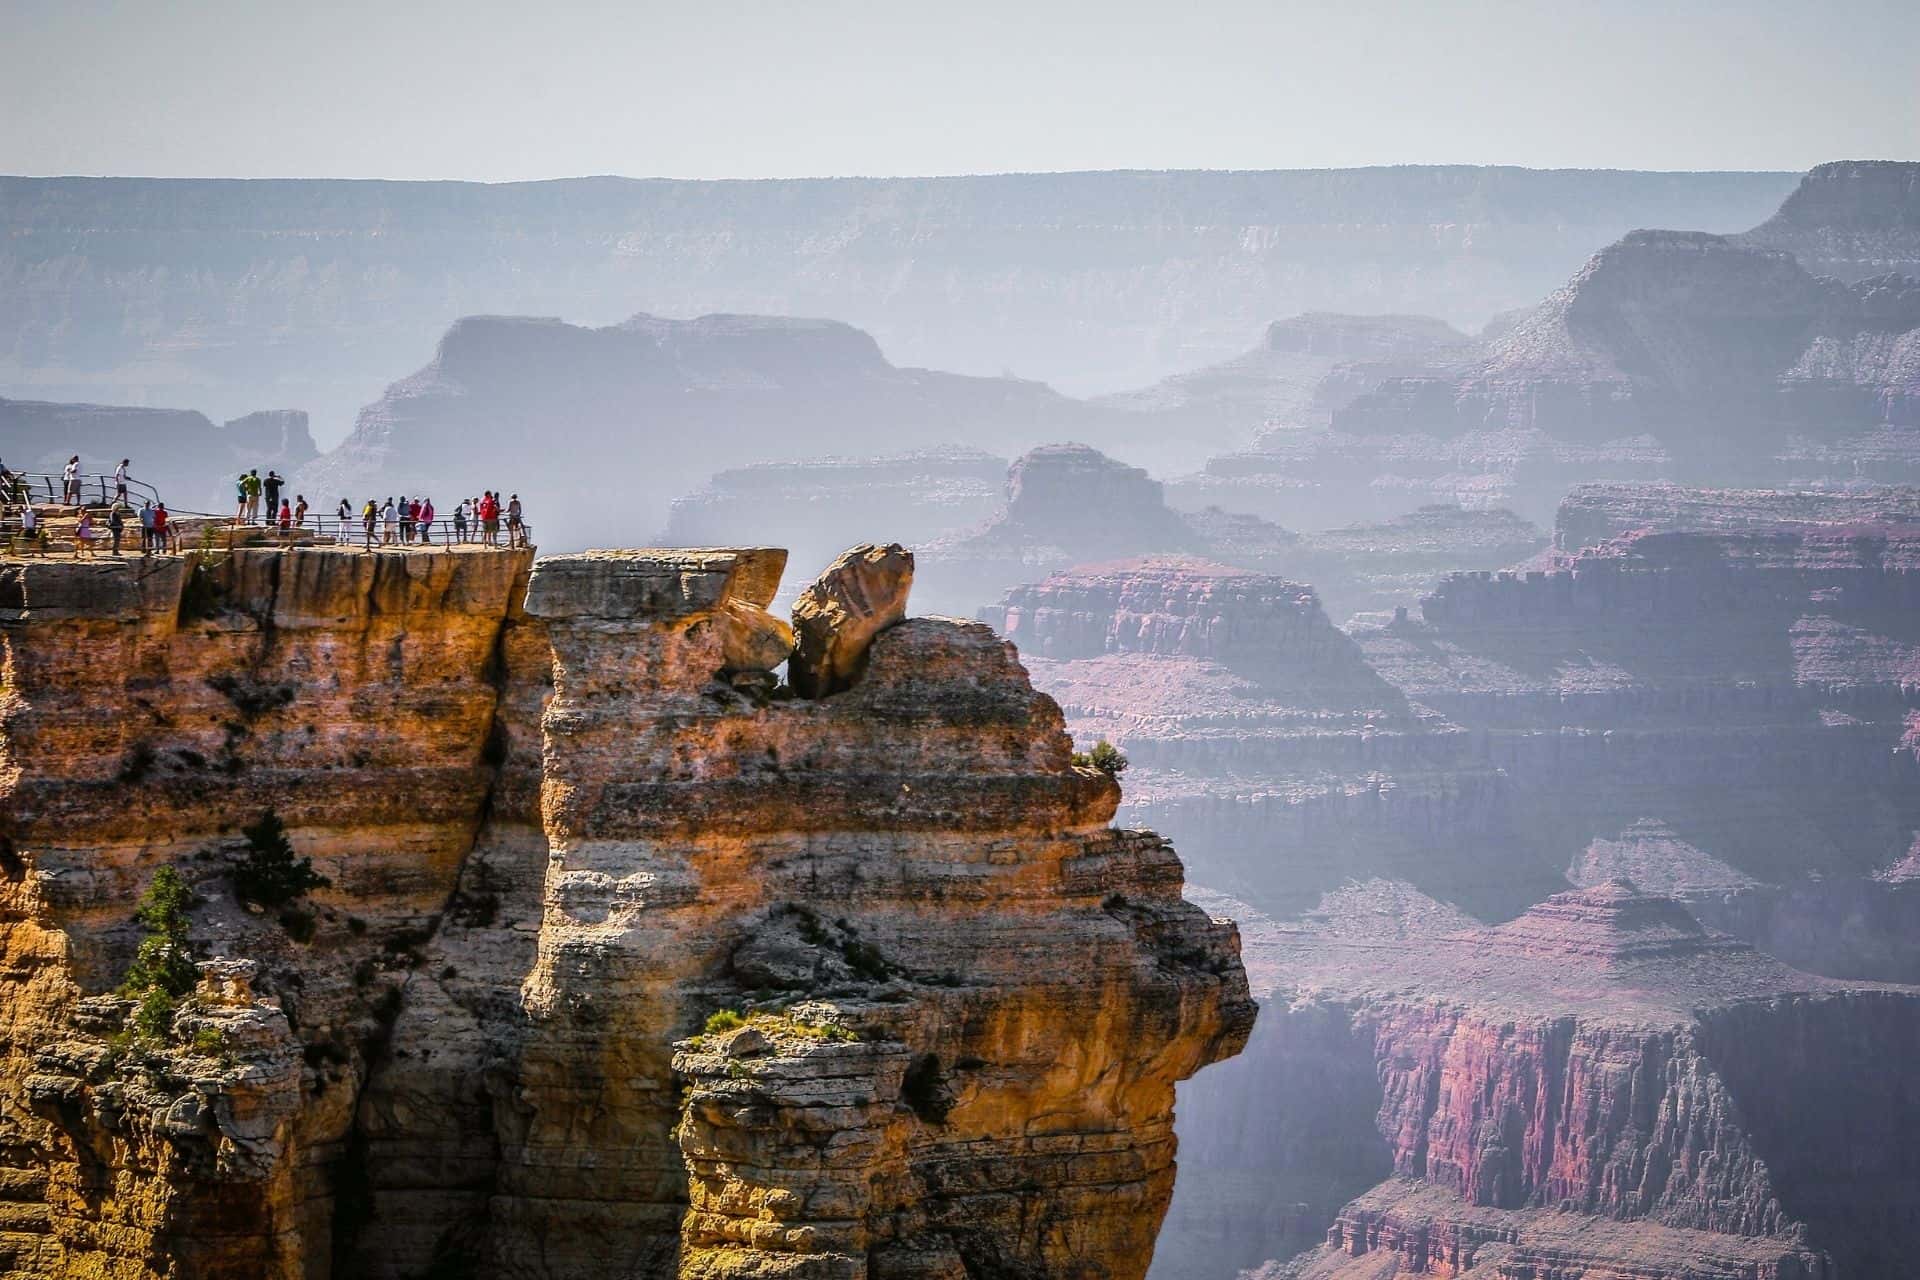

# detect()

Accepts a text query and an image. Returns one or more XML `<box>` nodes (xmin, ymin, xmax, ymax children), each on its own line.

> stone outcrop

<box><xmin>787</xmin><ymin>542</ymin><xmax>912</xmax><ymax>697</ymax></box>
<box><xmin>0</xmin><ymin>539</ymin><xmax>1250</xmax><ymax>1278</ymax></box>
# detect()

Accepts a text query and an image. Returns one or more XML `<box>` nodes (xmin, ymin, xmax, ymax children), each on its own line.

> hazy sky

<box><xmin>3</xmin><ymin>0</ymin><xmax>1915</xmax><ymax>180</ymax></box>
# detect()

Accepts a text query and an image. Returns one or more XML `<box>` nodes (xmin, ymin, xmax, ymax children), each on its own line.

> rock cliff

<box><xmin>1255</xmin><ymin>883</ymin><xmax>1920</xmax><ymax>1279</ymax></box>
<box><xmin>0</xmin><ymin>540</ymin><xmax>1250</xmax><ymax>1277</ymax></box>
<box><xmin>1740</xmin><ymin>159</ymin><xmax>1920</xmax><ymax>281</ymax></box>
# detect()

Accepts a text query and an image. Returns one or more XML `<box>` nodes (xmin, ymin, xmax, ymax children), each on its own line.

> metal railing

<box><xmin>1</xmin><ymin>469</ymin><xmax>165</xmax><ymax>511</ymax></box>
<box><xmin>212</xmin><ymin>512</ymin><xmax>533</xmax><ymax>550</ymax></box>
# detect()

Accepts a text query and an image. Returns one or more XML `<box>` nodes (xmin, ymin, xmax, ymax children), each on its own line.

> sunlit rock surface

<box><xmin>0</xmin><ymin>541</ymin><xmax>1249</xmax><ymax>1278</ymax></box>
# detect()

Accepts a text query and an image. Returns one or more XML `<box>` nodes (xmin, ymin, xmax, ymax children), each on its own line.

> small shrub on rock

<box><xmin>1070</xmin><ymin>739</ymin><xmax>1129</xmax><ymax>777</ymax></box>
<box><xmin>119</xmin><ymin>867</ymin><xmax>198</xmax><ymax>1045</ymax></box>
<box><xmin>232</xmin><ymin>812</ymin><xmax>329</xmax><ymax>909</ymax></box>
<box><xmin>704</xmin><ymin>1008</ymin><xmax>746</xmax><ymax>1035</ymax></box>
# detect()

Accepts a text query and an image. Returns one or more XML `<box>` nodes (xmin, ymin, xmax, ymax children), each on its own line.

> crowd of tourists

<box><xmin>1</xmin><ymin>455</ymin><xmax>174</xmax><ymax>556</ymax></box>
<box><xmin>1</xmin><ymin>457</ymin><xmax>529</xmax><ymax>558</ymax></box>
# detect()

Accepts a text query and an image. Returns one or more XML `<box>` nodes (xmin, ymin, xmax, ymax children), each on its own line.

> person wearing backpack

<box><xmin>361</xmin><ymin>498</ymin><xmax>378</xmax><ymax>550</ymax></box>
<box><xmin>108</xmin><ymin>504</ymin><xmax>126</xmax><ymax>556</ymax></box>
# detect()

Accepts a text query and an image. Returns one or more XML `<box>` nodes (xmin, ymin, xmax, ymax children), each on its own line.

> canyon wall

<box><xmin>0</xmin><ymin>168</ymin><xmax>1795</xmax><ymax>438</ymax></box>
<box><xmin>0</xmin><ymin>540</ymin><xmax>1251</xmax><ymax>1277</ymax></box>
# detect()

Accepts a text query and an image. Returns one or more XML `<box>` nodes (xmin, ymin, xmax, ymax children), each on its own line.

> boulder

<box><xmin>789</xmin><ymin>543</ymin><xmax>914</xmax><ymax>697</ymax></box>
<box><xmin>715</xmin><ymin>598</ymin><xmax>795</xmax><ymax>673</ymax></box>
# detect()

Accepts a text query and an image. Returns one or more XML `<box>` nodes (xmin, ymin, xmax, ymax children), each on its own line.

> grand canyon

<box><xmin>4</xmin><ymin>19</ymin><xmax>1920</xmax><ymax>1274</ymax></box>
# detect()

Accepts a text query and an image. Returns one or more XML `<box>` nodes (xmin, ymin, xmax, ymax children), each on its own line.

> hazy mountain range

<box><xmin>0</xmin><ymin>166</ymin><xmax>1795</xmax><ymax>443</ymax></box>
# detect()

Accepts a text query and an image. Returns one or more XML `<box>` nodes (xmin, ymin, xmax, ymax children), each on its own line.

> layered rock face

<box><xmin>1366</xmin><ymin>491</ymin><xmax>1920</xmax><ymax>979</ymax></box>
<box><xmin>1250</xmin><ymin>883</ymin><xmax>1920</xmax><ymax>1280</ymax></box>
<box><xmin>0</xmin><ymin>168</ymin><xmax>1795</xmax><ymax>436</ymax></box>
<box><xmin>1326</xmin><ymin>231</ymin><xmax>1920</xmax><ymax>486</ymax></box>
<box><xmin>0</xmin><ymin>398</ymin><xmax>317</xmax><ymax>513</ymax></box>
<box><xmin>1740</xmin><ymin>159</ymin><xmax>1920</xmax><ymax>281</ymax></box>
<box><xmin>0</xmin><ymin>540</ymin><xmax>1250</xmax><ymax>1278</ymax></box>
<box><xmin>1170</xmin><ymin>173</ymin><xmax>1920</xmax><ymax>531</ymax></box>
<box><xmin>980</xmin><ymin>559</ymin><xmax>1546</xmax><ymax>924</ymax></box>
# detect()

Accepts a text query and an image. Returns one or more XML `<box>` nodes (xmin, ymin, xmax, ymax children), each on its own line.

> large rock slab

<box><xmin>788</xmin><ymin>542</ymin><xmax>914</xmax><ymax>697</ymax></box>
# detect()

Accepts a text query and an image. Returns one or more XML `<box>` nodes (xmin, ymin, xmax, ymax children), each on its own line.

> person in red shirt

<box><xmin>152</xmin><ymin>503</ymin><xmax>169</xmax><ymax>553</ymax></box>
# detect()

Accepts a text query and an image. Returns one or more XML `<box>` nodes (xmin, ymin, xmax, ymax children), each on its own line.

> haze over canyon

<box><xmin>3</xmin><ymin>75</ymin><xmax>1919</xmax><ymax>1280</ymax></box>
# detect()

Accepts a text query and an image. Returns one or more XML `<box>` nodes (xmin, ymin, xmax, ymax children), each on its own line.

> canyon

<box><xmin>977</xmin><ymin>480</ymin><xmax>1920</xmax><ymax>1278</ymax></box>
<box><xmin>0</xmin><ymin>168</ymin><xmax>1794</xmax><ymax>440</ymax></box>
<box><xmin>0</xmin><ymin>538</ymin><xmax>1251</xmax><ymax>1277</ymax></box>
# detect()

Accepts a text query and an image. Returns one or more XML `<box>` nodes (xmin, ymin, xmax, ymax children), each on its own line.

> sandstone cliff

<box><xmin>0</xmin><ymin>539</ymin><xmax>1250</xmax><ymax>1278</ymax></box>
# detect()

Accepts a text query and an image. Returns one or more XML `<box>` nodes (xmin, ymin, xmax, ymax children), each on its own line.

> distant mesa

<box><xmin>1739</xmin><ymin>158</ymin><xmax>1920</xmax><ymax>280</ymax></box>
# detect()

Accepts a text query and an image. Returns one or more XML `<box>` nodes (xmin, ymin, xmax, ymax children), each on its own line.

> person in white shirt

<box><xmin>61</xmin><ymin>456</ymin><xmax>80</xmax><ymax>505</ymax></box>
<box><xmin>114</xmin><ymin>459</ymin><xmax>129</xmax><ymax>503</ymax></box>
<box><xmin>381</xmin><ymin>498</ymin><xmax>398</xmax><ymax>546</ymax></box>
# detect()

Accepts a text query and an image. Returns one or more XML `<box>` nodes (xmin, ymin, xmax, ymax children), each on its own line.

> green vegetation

<box><xmin>703</xmin><ymin>1008</ymin><xmax>746</xmax><ymax>1035</ymax></box>
<box><xmin>1070</xmin><ymin>738</ymin><xmax>1129</xmax><ymax>777</ymax></box>
<box><xmin>232</xmin><ymin>812</ymin><xmax>329</xmax><ymax>909</ymax></box>
<box><xmin>118</xmin><ymin>867</ymin><xmax>197</xmax><ymax>1045</ymax></box>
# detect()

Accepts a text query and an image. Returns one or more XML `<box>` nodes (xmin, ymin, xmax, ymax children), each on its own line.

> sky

<box><xmin>2</xmin><ymin>0</ymin><xmax>1916</xmax><ymax>181</ymax></box>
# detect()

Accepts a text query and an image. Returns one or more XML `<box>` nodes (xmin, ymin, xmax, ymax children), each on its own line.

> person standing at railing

<box><xmin>336</xmin><ymin>497</ymin><xmax>352</xmax><ymax>525</ymax></box>
<box><xmin>107</xmin><ymin>504</ymin><xmax>126</xmax><ymax>556</ymax></box>
<box><xmin>479</xmin><ymin>491</ymin><xmax>500</xmax><ymax>545</ymax></box>
<box><xmin>453</xmin><ymin>499</ymin><xmax>469</xmax><ymax>543</ymax></box>
<box><xmin>114</xmin><ymin>459</ymin><xmax>130</xmax><ymax>504</ymax></box>
<box><xmin>293</xmin><ymin>495</ymin><xmax>308</xmax><ymax>531</ymax></box>
<box><xmin>152</xmin><ymin>503</ymin><xmax>169</xmax><ymax>553</ymax></box>
<box><xmin>361</xmin><ymin>498</ymin><xmax>377</xmax><ymax>549</ymax></box>
<box><xmin>139</xmin><ymin>501</ymin><xmax>156</xmax><ymax>555</ymax></box>
<box><xmin>381</xmin><ymin>497</ymin><xmax>398</xmax><ymax>546</ymax></box>
<box><xmin>62</xmin><ymin>456</ymin><xmax>80</xmax><ymax>506</ymax></box>
<box><xmin>234</xmin><ymin>473</ymin><xmax>250</xmax><ymax>525</ymax></box>
<box><xmin>507</xmin><ymin>494</ymin><xmax>524</xmax><ymax>548</ymax></box>
<box><xmin>418</xmin><ymin>496</ymin><xmax>436</xmax><ymax>545</ymax></box>
<box><xmin>263</xmin><ymin>470</ymin><xmax>283</xmax><ymax>522</ymax></box>
<box><xmin>244</xmin><ymin>470</ymin><xmax>262</xmax><ymax>524</ymax></box>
